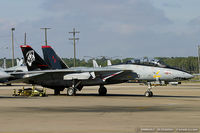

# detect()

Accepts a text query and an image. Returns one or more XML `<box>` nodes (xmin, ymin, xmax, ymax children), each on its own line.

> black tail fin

<box><xmin>20</xmin><ymin>45</ymin><xmax>50</xmax><ymax>71</ymax></box>
<box><xmin>42</xmin><ymin>45</ymin><xmax>69</xmax><ymax>69</ymax></box>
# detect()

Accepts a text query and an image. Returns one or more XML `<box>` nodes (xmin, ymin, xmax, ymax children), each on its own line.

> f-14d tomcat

<box><xmin>41</xmin><ymin>45</ymin><xmax>193</xmax><ymax>97</ymax></box>
<box><xmin>8</xmin><ymin>45</ymin><xmax>193</xmax><ymax>97</ymax></box>
<box><xmin>8</xmin><ymin>45</ymin><xmax>137</xmax><ymax>96</ymax></box>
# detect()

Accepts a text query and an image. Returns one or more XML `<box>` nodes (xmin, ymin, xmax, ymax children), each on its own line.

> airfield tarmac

<box><xmin>0</xmin><ymin>83</ymin><xmax>200</xmax><ymax>133</ymax></box>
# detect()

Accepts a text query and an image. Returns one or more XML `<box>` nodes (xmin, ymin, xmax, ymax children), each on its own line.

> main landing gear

<box><xmin>67</xmin><ymin>80</ymin><xmax>81</xmax><ymax>96</ymax></box>
<box><xmin>98</xmin><ymin>85</ymin><xmax>107</xmax><ymax>96</ymax></box>
<box><xmin>144</xmin><ymin>82</ymin><xmax>153</xmax><ymax>97</ymax></box>
<box><xmin>67</xmin><ymin>87</ymin><xmax>77</xmax><ymax>96</ymax></box>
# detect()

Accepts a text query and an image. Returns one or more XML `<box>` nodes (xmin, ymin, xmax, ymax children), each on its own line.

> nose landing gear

<box><xmin>144</xmin><ymin>82</ymin><xmax>153</xmax><ymax>97</ymax></box>
<box><xmin>144</xmin><ymin>91</ymin><xmax>153</xmax><ymax>97</ymax></box>
<box><xmin>67</xmin><ymin>87</ymin><xmax>77</xmax><ymax>96</ymax></box>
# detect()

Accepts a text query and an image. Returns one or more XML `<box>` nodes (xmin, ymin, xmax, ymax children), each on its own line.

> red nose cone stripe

<box><xmin>42</xmin><ymin>45</ymin><xmax>52</xmax><ymax>48</ymax></box>
<box><xmin>20</xmin><ymin>45</ymin><xmax>32</xmax><ymax>48</ymax></box>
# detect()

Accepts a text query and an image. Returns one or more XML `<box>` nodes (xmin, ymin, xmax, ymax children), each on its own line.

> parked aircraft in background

<box><xmin>1</xmin><ymin>58</ymin><xmax>27</xmax><ymax>73</ymax></box>
<box><xmin>4</xmin><ymin>60</ymin><xmax>27</xmax><ymax>73</ymax></box>
<box><xmin>0</xmin><ymin>58</ymin><xmax>27</xmax><ymax>85</ymax></box>
<box><xmin>0</xmin><ymin>69</ymin><xmax>11</xmax><ymax>83</ymax></box>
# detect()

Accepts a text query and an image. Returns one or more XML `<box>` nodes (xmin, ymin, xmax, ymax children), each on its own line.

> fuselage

<box><xmin>110</xmin><ymin>64</ymin><xmax>193</xmax><ymax>82</ymax></box>
<box><xmin>24</xmin><ymin>63</ymin><xmax>193</xmax><ymax>90</ymax></box>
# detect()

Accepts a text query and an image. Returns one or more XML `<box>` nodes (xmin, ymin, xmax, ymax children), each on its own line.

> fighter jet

<box><xmin>8</xmin><ymin>45</ymin><xmax>137</xmax><ymax>96</ymax></box>
<box><xmin>41</xmin><ymin>45</ymin><xmax>193</xmax><ymax>97</ymax></box>
<box><xmin>1</xmin><ymin>58</ymin><xmax>27</xmax><ymax>73</ymax></box>
<box><xmin>0</xmin><ymin>58</ymin><xmax>28</xmax><ymax>85</ymax></box>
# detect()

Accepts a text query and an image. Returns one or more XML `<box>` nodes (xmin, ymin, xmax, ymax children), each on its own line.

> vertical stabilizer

<box><xmin>92</xmin><ymin>60</ymin><xmax>99</xmax><ymax>68</ymax></box>
<box><xmin>42</xmin><ymin>45</ymin><xmax>69</xmax><ymax>69</ymax></box>
<box><xmin>20</xmin><ymin>45</ymin><xmax>50</xmax><ymax>71</ymax></box>
<box><xmin>16</xmin><ymin>58</ymin><xmax>24</xmax><ymax>66</ymax></box>
<box><xmin>107</xmin><ymin>60</ymin><xmax>112</xmax><ymax>66</ymax></box>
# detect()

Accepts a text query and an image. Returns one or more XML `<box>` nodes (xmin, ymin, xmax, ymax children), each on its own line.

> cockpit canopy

<box><xmin>125</xmin><ymin>58</ymin><xmax>189</xmax><ymax>73</ymax></box>
<box><xmin>126</xmin><ymin>58</ymin><xmax>168</xmax><ymax>68</ymax></box>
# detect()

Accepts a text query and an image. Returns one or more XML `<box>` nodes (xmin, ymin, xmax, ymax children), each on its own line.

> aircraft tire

<box><xmin>145</xmin><ymin>91</ymin><xmax>153</xmax><ymax>97</ymax></box>
<box><xmin>67</xmin><ymin>87</ymin><xmax>76</xmax><ymax>96</ymax></box>
<box><xmin>98</xmin><ymin>87</ymin><xmax>107</xmax><ymax>96</ymax></box>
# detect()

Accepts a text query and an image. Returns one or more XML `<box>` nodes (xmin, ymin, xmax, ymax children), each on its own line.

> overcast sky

<box><xmin>0</xmin><ymin>0</ymin><xmax>200</xmax><ymax>59</ymax></box>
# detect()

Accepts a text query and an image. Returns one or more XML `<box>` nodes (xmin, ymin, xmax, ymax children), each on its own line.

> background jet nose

<box><xmin>185</xmin><ymin>73</ymin><xmax>194</xmax><ymax>79</ymax></box>
<box><xmin>0</xmin><ymin>71</ymin><xmax>11</xmax><ymax>79</ymax></box>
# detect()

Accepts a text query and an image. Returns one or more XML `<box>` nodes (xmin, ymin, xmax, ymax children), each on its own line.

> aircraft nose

<box><xmin>0</xmin><ymin>71</ymin><xmax>11</xmax><ymax>79</ymax></box>
<box><xmin>184</xmin><ymin>72</ymin><xmax>194</xmax><ymax>79</ymax></box>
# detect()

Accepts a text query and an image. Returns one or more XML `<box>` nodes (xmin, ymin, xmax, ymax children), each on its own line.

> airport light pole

<box><xmin>69</xmin><ymin>28</ymin><xmax>80</xmax><ymax>67</ymax></box>
<box><xmin>41</xmin><ymin>28</ymin><xmax>51</xmax><ymax>46</ymax></box>
<box><xmin>11</xmin><ymin>28</ymin><xmax>15</xmax><ymax>67</ymax></box>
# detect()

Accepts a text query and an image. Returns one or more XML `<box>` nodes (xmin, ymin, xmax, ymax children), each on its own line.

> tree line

<box><xmin>0</xmin><ymin>56</ymin><xmax>198</xmax><ymax>74</ymax></box>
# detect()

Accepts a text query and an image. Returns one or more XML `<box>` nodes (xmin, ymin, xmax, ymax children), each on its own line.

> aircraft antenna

<box><xmin>69</xmin><ymin>28</ymin><xmax>80</xmax><ymax>67</ymax></box>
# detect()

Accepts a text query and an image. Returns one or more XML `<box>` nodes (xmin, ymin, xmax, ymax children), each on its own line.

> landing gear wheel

<box><xmin>67</xmin><ymin>87</ymin><xmax>76</xmax><ymax>96</ymax></box>
<box><xmin>98</xmin><ymin>87</ymin><xmax>107</xmax><ymax>96</ymax></box>
<box><xmin>145</xmin><ymin>91</ymin><xmax>153</xmax><ymax>97</ymax></box>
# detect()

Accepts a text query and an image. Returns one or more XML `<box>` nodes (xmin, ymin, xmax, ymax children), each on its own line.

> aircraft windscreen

<box><xmin>126</xmin><ymin>58</ymin><xmax>168</xmax><ymax>68</ymax></box>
